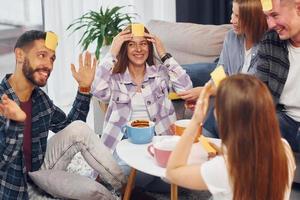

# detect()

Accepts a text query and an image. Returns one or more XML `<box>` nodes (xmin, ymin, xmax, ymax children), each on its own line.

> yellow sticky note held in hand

<box><xmin>261</xmin><ymin>0</ymin><xmax>272</xmax><ymax>11</ymax></box>
<box><xmin>210</xmin><ymin>65</ymin><xmax>227</xmax><ymax>88</ymax></box>
<box><xmin>45</xmin><ymin>32</ymin><xmax>58</xmax><ymax>51</ymax></box>
<box><xmin>199</xmin><ymin>135</ymin><xmax>217</xmax><ymax>154</ymax></box>
<box><xmin>132</xmin><ymin>23</ymin><xmax>144</xmax><ymax>37</ymax></box>
<box><xmin>168</xmin><ymin>92</ymin><xmax>181</xmax><ymax>100</ymax></box>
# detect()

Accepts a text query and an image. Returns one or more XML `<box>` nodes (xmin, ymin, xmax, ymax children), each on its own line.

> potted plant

<box><xmin>67</xmin><ymin>6</ymin><xmax>135</xmax><ymax>59</ymax></box>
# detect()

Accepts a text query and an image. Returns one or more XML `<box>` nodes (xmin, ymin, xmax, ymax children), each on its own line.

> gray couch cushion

<box><xmin>147</xmin><ymin>20</ymin><xmax>231</xmax><ymax>64</ymax></box>
<box><xmin>29</xmin><ymin>170</ymin><xmax>114</xmax><ymax>200</ymax></box>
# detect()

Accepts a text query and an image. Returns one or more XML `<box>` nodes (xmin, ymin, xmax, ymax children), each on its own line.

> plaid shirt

<box><xmin>0</xmin><ymin>74</ymin><xmax>91</xmax><ymax>199</ymax></box>
<box><xmin>92</xmin><ymin>53</ymin><xmax>193</xmax><ymax>152</ymax></box>
<box><xmin>256</xmin><ymin>30</ymin><xmax>290</xmax><ymax>105</ymax></box>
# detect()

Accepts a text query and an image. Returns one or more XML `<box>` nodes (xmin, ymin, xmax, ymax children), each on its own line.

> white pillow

<box><xmin>29</xmin><ymin>170</ymin><xmax>114</xmax><ymax>200</ymax></box>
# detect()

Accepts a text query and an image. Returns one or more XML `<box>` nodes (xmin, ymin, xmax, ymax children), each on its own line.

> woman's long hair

<box><xmin>215</xmin><ymin>74</ymin><xmax>290</xmax><ymax>200</ymax></box>
<box><xmin>234</xmin><ymin>0</ymin><xmax>268</xmax><ymax>44</ymax></box>
<box><xmin>112</xmin><ymin>25</ymin><xmax>155</xmax><ymax>74</ymax></box>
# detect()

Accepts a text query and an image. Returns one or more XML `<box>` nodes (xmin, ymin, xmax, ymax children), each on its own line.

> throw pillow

<box><xmin>29</xmin><ymin>170</ymin><xmax>114</xmax><ymax>200</ymax></box>
<box><xmin>182</xmin><ymin>62</ymin><xmax>217</xmax><ymax>87</ymax></box>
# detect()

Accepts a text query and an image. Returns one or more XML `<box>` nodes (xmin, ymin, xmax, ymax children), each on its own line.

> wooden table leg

<box><xmin>171</xmin><ymin>183</ymin><xmax>178</xmax><ymax>200</ymax></box>
<box><xmin>123</xmin><ymin>168</ymin><xmax>137</xmax><ymax>200</ymax></box>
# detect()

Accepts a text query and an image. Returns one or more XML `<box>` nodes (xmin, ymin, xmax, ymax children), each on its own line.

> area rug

<box><xmin>29</xmin><ymin>153</ymin><xmax>211</xmax><ymax>200</ymax></box>
<box><xmin>147</xmin><ymin>189</ymin><xmax>211</xmax><ymax>200</ymax></box>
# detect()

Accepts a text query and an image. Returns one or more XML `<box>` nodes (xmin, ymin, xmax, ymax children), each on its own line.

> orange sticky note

<box><xmin>199</xmin><ymin>135</ymin><xmax>217</xmax><ymax>154</ymax></box>
<box><xmin>168</xmin><ymin>92</ymin><xmax>181</xmax><ymax>100</ymax></box>
<box><xmin>45</xmin><ymin>32</ymin><xmax>58</xmax><ymax>51</ymax></box>
<box><xmin>132</xmin><ymin>23</ymin><xmax>144</xmax><ymax>37</ymax></box>
<box><xmin>210</xmin><ymin>65</ymin><xmax>226</xmax><ymax>87</ymax></box>
<box><xmin>261</xmin><ymin>0</ymin><xmax>272</xmax><ymax>11</ymax></box>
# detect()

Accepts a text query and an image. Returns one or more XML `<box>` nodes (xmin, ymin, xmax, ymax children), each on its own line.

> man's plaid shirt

<box><xmin>0</xmin><ymin>74</ymin><xmax>91</xmax><ymax>199</ymax></box>
<box><xmin>256</xmin><ymin>30</ymin><xmax>290</xmax><ymax>105</ymax></box>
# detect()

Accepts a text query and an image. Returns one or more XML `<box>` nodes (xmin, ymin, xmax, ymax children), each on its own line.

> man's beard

<box><xmin>22</xmin><ymin>58</ymin><xmax>51</xmax><ymax>87</ymax></box>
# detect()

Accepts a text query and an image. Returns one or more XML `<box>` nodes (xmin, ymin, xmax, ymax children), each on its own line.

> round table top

<box><xmin>116</xmin><ymin>136</ymin><xmax>221</xmax><ymax>178</ymax></box>
<box><xmin>116</xmin><ymin>138</ymin><xmax>166</xmax><ymax>177</ymax></box>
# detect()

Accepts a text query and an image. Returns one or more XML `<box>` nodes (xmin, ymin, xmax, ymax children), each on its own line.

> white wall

<box><xmin>0</xmin><ymin>0</ymin><xmax>42</xmax><ymax>26</ymax></box>
<box><xmin>131</xmin><ymin>0</ymin><xmax>176</xmax><ymax>23</ymax></box>
<box><xmin>44</xmin><ymin>0</ymin><xmax>176</xmax><ymax>107</ymax></box>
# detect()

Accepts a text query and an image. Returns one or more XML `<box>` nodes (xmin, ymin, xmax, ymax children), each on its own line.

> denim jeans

<box><xmin>202</xmin><ymin>97</ymin><xmax>219</xmax><ymax>138</ymax></box>
<box><xmin>277</xmin><ymin>111</ymin><xmax>300</xmax><ymax>152</ymax></box>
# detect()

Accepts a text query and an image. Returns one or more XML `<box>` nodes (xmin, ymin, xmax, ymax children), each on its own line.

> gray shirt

<box><xmin>218</xmin><ymin>30</ymin><xmax>259</xmax><ymax>75</ymax></box>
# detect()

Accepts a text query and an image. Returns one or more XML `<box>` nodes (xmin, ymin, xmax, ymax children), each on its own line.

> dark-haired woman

<box><xmin>92</xmin><ymin>25</ymin><xmax>192</xmax><ymax>153</ymax></box>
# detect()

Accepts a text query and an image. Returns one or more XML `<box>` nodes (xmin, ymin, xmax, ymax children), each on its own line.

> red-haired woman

<box><xmin>167</xmin><ymin>74</ymin><xmax>295</xmax><ymax>200</ymax></box>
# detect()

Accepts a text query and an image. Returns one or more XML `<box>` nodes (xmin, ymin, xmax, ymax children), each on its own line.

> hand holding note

<box><xmin>210</xmin><ymin>65</ymin><xmax>227</xmax><ymax>88</ymax></box>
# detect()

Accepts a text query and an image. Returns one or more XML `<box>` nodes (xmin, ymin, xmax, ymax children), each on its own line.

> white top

<box><xmin>200</xmin><ymin>140</ymin><xmax>295</xmax><ymax>200</ymax></box>
<box><xmin>241</xmin><ymin>44</ymin><xmax>252</xmax><ymax>73</ymax></box>
<box><xmin>279</xmin><ymin>42</ymin><xmax>300</xmax><ymax>121</ymax></box>
<box><xmin>130</xmin><ymin>92</ymin><xmax>150</xmax><ymax>120</ymax></box>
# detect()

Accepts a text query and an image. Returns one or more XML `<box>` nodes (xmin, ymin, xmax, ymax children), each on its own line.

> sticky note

<box><xmin>132</xmin><ymin>24</ymin><xmax>144</xmax><ymax>37</ymax></box>
<box><xmin>168</xmin><ymin>92</ymin><xmax>181</xmax><ymax>100</ymax></box>
<box><xmin>45</xmin><ymin>32</ymin><xmax>58</xmax><ymax>51</ymax></box>
<box><xmin>210</xmin><ymin>65</ymin><xmax>226</xmax><ymax>88</ymax></box>
<box><xmin>261</xmin><ymin>0</ymin><xmax>272</xmax><ymax>11</ymax></box>
<box><xmin>199</xmin><ymin>135</ymin><xmax>217</xmax><ymax>154</ymax></box>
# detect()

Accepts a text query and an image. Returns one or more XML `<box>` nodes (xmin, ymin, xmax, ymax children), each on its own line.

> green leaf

<box><xmin>67</xmin><ymin>5</ymin><xmax>136</xmax><ymax>55</ymax></box>
<box><xmin>95</xmin><ymin>36</ymin><xmax>104</xmax><ymax>59</ymax></box>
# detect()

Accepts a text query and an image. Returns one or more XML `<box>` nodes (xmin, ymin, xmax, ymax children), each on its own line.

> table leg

<box><xmin>171</xmin><ymin>183</ymin><xmax>178</xmax><ymax>200</ymax></box>
<box><xmin>123</xmin><ymin>168</ymin><xmax>137</xmax><ymax>200</ymax></box>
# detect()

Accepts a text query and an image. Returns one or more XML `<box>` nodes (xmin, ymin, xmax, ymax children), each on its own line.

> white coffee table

<box><xmin>116</xmin><ymin>137</ymin><xmax>221</xmax><ymax>200</ymax></box>
<box><xmin>116</xmin><ymin>138</ymin><xmax>177</xmax><ymax>200</ymax></box>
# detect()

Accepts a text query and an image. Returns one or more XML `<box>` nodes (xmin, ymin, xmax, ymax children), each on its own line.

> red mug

<box><xmin>147</xmin><ymin>136</ymin><xmax>180</xmax><ymax>168</ymax></box>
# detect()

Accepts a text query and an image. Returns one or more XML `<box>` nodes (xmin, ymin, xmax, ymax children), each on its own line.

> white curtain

<box><xmin>44</xmin><ymin>0</ymin><xmax>175</xmax><ymax>107</ymax></box>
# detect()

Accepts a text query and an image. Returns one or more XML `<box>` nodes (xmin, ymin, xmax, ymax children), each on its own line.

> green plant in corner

<box><xmin>67</xmin><ymin>5</ymin><xmax>135</xmax><ymax>59</ymax></box>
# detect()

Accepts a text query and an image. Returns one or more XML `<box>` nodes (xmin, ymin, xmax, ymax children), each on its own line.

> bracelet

<box><xmin>79</xmin><ymin>86</ymin><xmax>91</xmax><ymax>94</ymax></box>
<box><xmin>160</xmin><ymin>53</ymin><xmax>172</xmax><ymax>63</ymax></box>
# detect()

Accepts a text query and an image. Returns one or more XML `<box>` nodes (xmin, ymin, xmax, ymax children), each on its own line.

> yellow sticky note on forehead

<box><xmin>210</xmin><ymin>65</ymin><xmax>227</xmax><ymax>88</ymax></box>
<box><xmin>261</xmin><ymin>0</ymin><xmax>272</xmax><ymax>11</ymax></box>
<box><xmin>132</xmin><ymin>24</ymin><xmax>144</xmax><ymax>37</ymax></box>
<box><xmin>45</xmin><ymin>32</ymin><xmax>58</xmax><ymax>51</ymax></box>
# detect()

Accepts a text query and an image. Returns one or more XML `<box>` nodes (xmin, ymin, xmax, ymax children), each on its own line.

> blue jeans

<box><xmin>277</xmin><ymin>111</ymin><xmax>300</xmax><ymax>152</ymax></box>
<box><xmin>203</xmin><ymin>97</ymin><xmax>219</xmax><ymax>138</ymax></box>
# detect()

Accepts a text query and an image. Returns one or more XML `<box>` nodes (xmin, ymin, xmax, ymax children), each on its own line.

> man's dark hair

<box><xmin>14</xmin><ymin>30</ymin><xmax>46</xmax><ymax>50</ymax></box>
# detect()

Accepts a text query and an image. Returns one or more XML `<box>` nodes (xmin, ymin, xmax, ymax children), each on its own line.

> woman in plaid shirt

<box><xmin>92</xmin><ymin>25</ymin><xmax>192</xmax><ymax>153</ymax></box>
